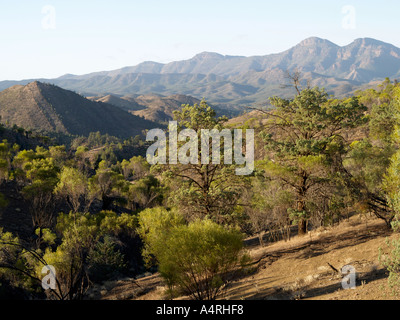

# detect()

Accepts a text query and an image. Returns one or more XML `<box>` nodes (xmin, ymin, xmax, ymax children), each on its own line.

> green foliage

<box><xmin>173</xmin><ymin>99</ymin><xmax>228</xmax><ymax>131</ymax></box>
<box><xmin>0</xmin><ymin>229</ymin><xmax>40</xmax><ymax>296</ymax></box>
<box><xmin>379</xmin><ymin>87</ymin><xmax>400</xmax><ymax>227</ymax></box>
<box><xmin>347</xmin><ymin>140</ymin><xmax>394</xmax><ymax>194</ymax></box>
<box><xmin>18</xmin><ymin>151</ymin><xmax>61</xmax><ymax>229</ymax></box>
<box><xmin>0</xmin><ymin>140</ymin><xmax>12</xmax><ymax>183</ymax></box>
<box><xmin>384</xmin><ymin>149</ymin><xmax>400</xmax><ymax>230</ymax></box>
<box><xmin>97</xmin><ymin>210</ymin><xmax>138</xmax><ymax>237</ymax></box>
<box><xmin>86</xmin><ymin>132</ymin><xmax>120</xmax><ymax>149</ymax></box>
<box><xmin>119</xmin><ymin>156</ymin><xmax>150</xmax><ymax>180</ymax></box>
<box><xmin>346</xmin><ymin>82</ymin><xmax>400</xmax><ymax>194</ymax></box>
<box><xmin>138</xmin><ymin>207</ymin><xmax>185</xmax><ymax>266</ymax></box>
<box><xmin>287</xmin><ymin>209</ymin><xmax>310</xmax><ymax>226</ymax></box>
<box><xmin>379</xmin><ymin>237</ymin><xmax>400</xmax><ymax>296</ymax></box>
<box><xmin>138</xmin><ymin>212</ymin><xmax>248</xmax><ymax>300</ymax></box>
<box><xmin>262</xmin><ymin>87</ymin><xmax>367</xmax><ymax>233</ymax></box>
<box><xmin>126</xmin><ymin>175</ymin><xmax>163</xmax><ymax>210</ymax></box>
<box><xmin>35</xmin><ymin>228</ymin><xmax>56</xmax><ymax>246</ymax></box>
<box><xmin>75</xmin><ymin>145</ymin><xmax>88</xmax><ymax>157</ymax></box>
<box><xmin>89</xmin><ymin>160</ymin><xmax>128</xmax><ymax>209</ymax></box>
<box><xmin>87</xmin><ymin>235</ymin><xmax>127</xmax><ymax>282</ymax></box>
<box><xmin>48</xmin><ymin>145</ymin><xmax>67</xmax><ymax>167</ymax></box>
<box><xmin>246</xmin><ymin>174</ymin><xmax>295</xmax><ymax>238</ymax></box>
<box><xmin>54</xmin><ymin>166</ymin><xmax>93</xmax><ymax>213</ymax></box>
<box><xmin>38</xmin><ymin>210</ymin><xmax>136</xmax><ymax>299</ymax></box>
<box><xmin>163</xmin><ymin>100</ymin><xmax>248</xmax><ymax>223</ymax></box>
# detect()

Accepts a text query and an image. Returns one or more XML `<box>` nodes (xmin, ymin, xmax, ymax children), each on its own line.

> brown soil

<box><xmin>102</xmin><ymin>214</ymin><xmax>400</xmax><ymax>300</ymax></box>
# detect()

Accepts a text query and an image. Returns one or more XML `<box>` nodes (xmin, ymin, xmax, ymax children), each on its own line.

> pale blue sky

<box><xmin>1</xmin><ymin>0</ymin><xmax>399</xmax><ymax>80</ymax></box>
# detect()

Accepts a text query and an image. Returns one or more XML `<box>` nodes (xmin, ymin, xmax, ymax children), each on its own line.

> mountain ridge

<box><xmin>56</xmin><ymin>37</ymin><xmax>398</xmax><ymax>79</ymax></box>
<box><xmin>1</xmin><ymin>37</ymin><xmax>399</xmax><ymax>108</ymax></box>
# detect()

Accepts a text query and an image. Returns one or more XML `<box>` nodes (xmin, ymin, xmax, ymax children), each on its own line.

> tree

<box><xmin>379</xmin><ymin>237</ymin><xmax>400</xmax><ymax>296</ymax></box>
<box><xmin>0</xmin><ymin>140</ymin><xmax>12</xmax><ymax>184</ymax></box>
<box><xmin>54</xmin><ymin>167</ymin><xmax>94</xmax><ymax>213</ymax></box>
<box><xmin>259</xmin><ymin>86</ymin><xmax>367</xmax><ymax>234</ymax></box>
<box><xmin>346</xmin><ymin>80</ymin><xmax>400</xmax><ymax>227</ymax></box>
<box><xmin>0</xmin><ymin>228</ymin><xmax>53</xmax><ymax>299</ymax></box>
<box><xmin>383</xmin><ymin>149</ymin><xmax>400</xmax><ymax>230</ymax></box>
<box><xmin>245</xmin><ymin>173</ymin><xmax>294</xmax><ymax>245</ymax></box>
<box><xmin>49</xmin><ymin>145</ymin><xmax>68</xmax><ymax>168</ymax></box>
<box><xmin>13</xmin><ymin>146</ymin><xmax>51</xmax><ymax>183</ymax></box>
<box><xmin>137</xmin><ymin>207</ymin><xmax>185</xmax><ymax>267</ymax></box>
<box><xmin>126</xmin><ymin>175</ymin><xmax>163</xmax><ymax>210</ymax></box>
<box><xmin>89</xmin><ymin>160</ymin><xmax>127</xmax><ymax>210</ymax></box>
<box><xmin>86</xmin><ymin>235</ymin><xmax>126</xmax><ymax>282</ymax></box>
<box><xmin>138</xmin><ymin>208</ymin><xmax>248</xmax><ymax>300</ymax></box>
<box><xmin>38</xmin><ymin>210</ymin><xmax>137</xmax><ymax>300</ymax></box>
<box><xmin>21</xmin><ymin>157</ymin><xmax>60</xmax><ymax>231</ymax></box>
<box><xmin>158</xmin><ymin>100</ymin><xmax>248</xmax><ymax>224</ymax></box>
<box><xmin>381</xmin><ymin>87</ymin><xmax>400</xmax><ymax>228</ymax></box>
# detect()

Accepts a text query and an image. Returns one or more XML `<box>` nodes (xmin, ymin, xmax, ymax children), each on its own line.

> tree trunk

<box><xmin>297</xmin><ymin>173</ymin><xmax>308</xmax><ymax>236</ymax></box>
<box><xmin>297</xmin><ymin>195</ymin><xmax>307</xmax><ymax>236</ymax></box>
<box><xmin>298</xmin><ymin>219</ymin><xmax>307</xmax><ymax>235</ymax></box>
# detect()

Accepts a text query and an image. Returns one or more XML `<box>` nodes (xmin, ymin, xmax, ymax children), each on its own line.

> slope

<box><xmin>96</xmin><ymin>215</ymin><xmax>395</xmax><ymax>300</ymax></box>
<box><xmin>0</xmin><ymin>81</ymin><xmax>159</xmax><ymax>138</ymax></box>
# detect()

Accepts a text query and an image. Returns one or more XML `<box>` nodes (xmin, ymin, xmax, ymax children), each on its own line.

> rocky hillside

<box><xmin>0</xmin><ymin>81</ymin><xmax>159</xmax><ymax>138</ymax></box>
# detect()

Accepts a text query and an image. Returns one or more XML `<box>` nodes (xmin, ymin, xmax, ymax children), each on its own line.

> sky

<box><xmin>1</xmin><ymin>0</ymin><xmax>400</xmax><ymax>81</ymax></box>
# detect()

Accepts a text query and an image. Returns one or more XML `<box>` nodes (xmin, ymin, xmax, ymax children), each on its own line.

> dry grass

<box><xmin>101</xmin><ymin>214</ymin><xmax>399</xmax><ymax>301</ymax></box>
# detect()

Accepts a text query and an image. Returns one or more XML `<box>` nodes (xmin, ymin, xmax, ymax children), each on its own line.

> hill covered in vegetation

<box><xmin>1</xmin><ymin>78</ymin><xmax>400</xmax><ymax>301</ymax></box>
<box><xmin>0</xmin><ymin>81</ymin><xmax>159</xmax><ymax>139</ymax></box>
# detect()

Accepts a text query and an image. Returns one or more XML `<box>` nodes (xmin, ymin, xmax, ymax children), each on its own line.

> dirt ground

<box><xmin>101</xmin><ymin>214</ymin><xmax>400</xmax><ymax>300</ymax></box>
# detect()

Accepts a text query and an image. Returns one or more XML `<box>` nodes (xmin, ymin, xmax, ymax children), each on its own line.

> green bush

<box><xmin>138</xmin><ymin>208</ymin><xmax>249</xmax><ymax>300</ymax></box>
<box><xmin>138</xmin><ymin>207</ymin><xmax>186</xmax><ymax>267</ymax></box>
<box><xmin>379</xmin><ymin>237</ymin><xmax>400</xmax><ymax>296</ymax></box>
<box><xmin>87</xmin><ymin>236</ymin><xmax>127</xmax><ymax>282</ymax></box>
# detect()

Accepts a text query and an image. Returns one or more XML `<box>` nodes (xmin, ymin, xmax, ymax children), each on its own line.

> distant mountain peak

<box><xmin>297</xmin><ymin>37</ymin><xmax>338</xmax><ymax>47</ymax></box>
<box><xmin>193</xmin><ymin>52</ymin><xmax>224</xmax><ymax>60</ymax></box>
<box><xmin>351</xmin><ymin>37</ymin><xmax>393</xmax><ymax>47</ymax></box>
<box><xmin>57</xmin><ymin>73</ymin><xmax>77</xmax><ymax>79</ymax></box>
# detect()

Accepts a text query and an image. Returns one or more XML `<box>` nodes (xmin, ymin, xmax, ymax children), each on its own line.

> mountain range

<box><xmin>1</xmin><ymin>37</ymin><xmax>399</xmax><ymax>110</ymax></box>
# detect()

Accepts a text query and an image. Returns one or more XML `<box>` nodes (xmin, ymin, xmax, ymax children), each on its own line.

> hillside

<box><xmin>88</xmin><ymin>93</ymin><xmax>240</xmax><ymax>123</ymax></box>
<box><xmin>88</xmin><ymin>94</ymin><xmax>145</xmax><ymax>112</ymax></box>
<box><xmin>96</xmin><ymin>215</ymin><xmax>397</xmax><ymax>301</ymax></box>
<box><xmin>89</xmin><ymin>93</ymin><xmax>201</xmax><ymax>123</ymax></box>
<box><xmin>0</xmin><ymin>81</ymin><xmax>159</xmax><ymax>138</ymax></box>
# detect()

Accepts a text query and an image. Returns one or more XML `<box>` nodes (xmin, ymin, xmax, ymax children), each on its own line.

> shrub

<box><xmin>379</xmin><ymin>237</ymin><xmax>400</xmax><ymax>296</ymax></box>
<box><xmin>87</xmin><ymin>235</ymin><xmax>127</xmax><ymax>282</ymax></box>
<box><xmin>138</xmin><ymin>208</ymin><xmax>248</xmax><ymax>300</ymax></box>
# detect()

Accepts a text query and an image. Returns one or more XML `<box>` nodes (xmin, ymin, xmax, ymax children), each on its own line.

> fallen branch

<box><xmin>327</xmin><ymin>262</ymin><xmax>339</xmax><ymax>273</ymax></box>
